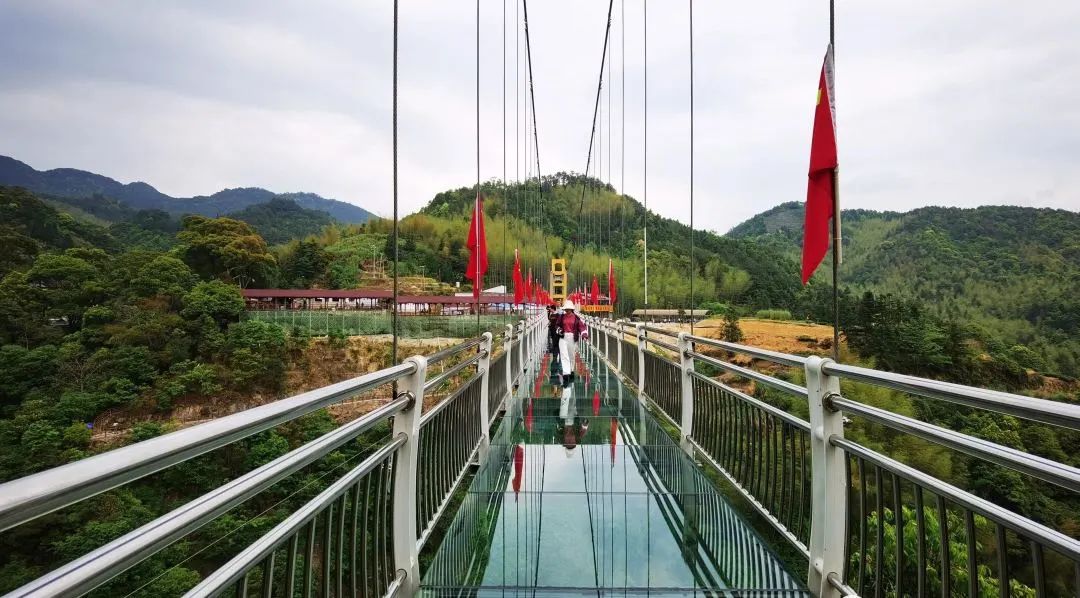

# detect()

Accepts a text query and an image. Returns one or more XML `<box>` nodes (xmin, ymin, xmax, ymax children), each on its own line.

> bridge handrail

<box><xmin>586</xmin><ymin>315</ymin><xmax>1080</xmax><ymax>597</ymax></box>
<box><xmin>824</xmin><ymin>360</ymin><xmax>1080</xmax><ymax>430</ymax></box>
<box><xmin>6</xmin><ymin>396</ymin><xmax>412</xmax><ymax>598</ymax></box>
<box><xmin>686</xmin><ymin>333</ymin><xmax>808</xmax><ymax>367</ymax></box>
<box><xmin>833</xmin><ymin>436</ymin><xmax>1080</xmax><ymax>562</ymax></box>
<box><xmin>420</xmin><ymin>370</ymin><xmax>483</xmax><ymax>427</ymax></box>
<box><xmin>831</xmin><ymin>395</ymin><xmax>1080</xmax><ymax>493</ymax></box>
<box><xmin>184</xmin><ymin>435</ymin><xmax>409</xmax><ymax>597</ymax></box>
<box><xmin>687</xmin><ymin>330</ymin><xmax>1080</xmax><ymax>429</ymax></box>
<box><xmin>426</xmin><ymin>336</ymin><xmax>484</xmax><ymax>367</ymax></box>
<box><xmin>0</xmin><ymin>362</ymin><xmax>416</xmax><ymax>533</ymax></box>
<box><xmin>640</xmin><ymin>324</ymin><xmax>680</xmax><ymax>338</ymax></box>
<box><xmin>688</xmin><ymin>349</ymin><xmax>809</xmax><ymax>399</ymax></box>
<box><xmin>423</xmin><ymin>349</ymin><xmax>486</xmax><ymax>393</ymax></box>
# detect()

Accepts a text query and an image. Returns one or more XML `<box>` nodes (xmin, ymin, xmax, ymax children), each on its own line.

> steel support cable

<box><xmin>502</xmin><ymin>0</ymin><xmax>507</xmax><ymax>326</ymax></box>
<box><xmin>620</xmin><ymin>0</ymin><xmax>626</xmax><ymax>243</ymax></box>
<box><xmin>573</xmin><ymin>0</ymin><xmax>616</xmax><ymax>247</ymax></box>
<box><xmin>522</xmin><ymin>0</ymin><xmax>547</xmax><ymax>281</ymax></box>
<box><xmin>392</xmin><ymin>0</ymin><xmax>399</xmax><ymax>367</ymax></box>
<box><xmin>689</xmin><ymin>0</ymin><xmax>695</xmax><ymax>335</ymax></box>
<box><xmin>643</xmin><ymin>0</ymin><xmax>648</xmax><ymax>318</ymax></box>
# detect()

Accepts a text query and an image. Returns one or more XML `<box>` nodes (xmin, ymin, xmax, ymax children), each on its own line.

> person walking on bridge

<box><xmin>557</xmin><ymin>300</ymin><xmax>588</xmax><ymax>386</ymax></box>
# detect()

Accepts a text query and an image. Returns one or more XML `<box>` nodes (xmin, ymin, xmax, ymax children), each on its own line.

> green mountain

<box><xmin>728</xmin><ymin>201</ymin><xmax>1080</xmax><ymax>375</ymax></box>
<box><xmin>418</xmin><ymin>173</ymin><xmax>804</xmax><ymax>311</ymax></box>
<box><xmin>227</xmin><ymin>198</ymin><xmax>337</xmax><ymax>245</ymax></box>
<box><xmin>0</xmin><ymin>155</ymin><xmax>374</xmax><ymax>223</ymax></box>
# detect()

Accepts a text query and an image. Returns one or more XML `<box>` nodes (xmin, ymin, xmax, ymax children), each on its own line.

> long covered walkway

<box><xmin>422</xmin><ymin>339</ymin><xmax>806</xmax><ymax>596</ymax></box>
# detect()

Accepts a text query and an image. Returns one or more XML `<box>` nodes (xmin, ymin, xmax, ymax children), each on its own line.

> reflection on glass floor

<box><xmin>422</xmin><ymin>345</ymin><xmax>808</xmax><ymax>597</ymax></box>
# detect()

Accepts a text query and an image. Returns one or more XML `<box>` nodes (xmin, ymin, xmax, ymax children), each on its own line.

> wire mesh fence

<box><xmin>246</xmin><ymin>310</ymin><xmax>513</xmax><ymax>339</ymax></box>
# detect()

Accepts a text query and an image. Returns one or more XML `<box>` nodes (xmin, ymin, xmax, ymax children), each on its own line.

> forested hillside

<box><xmin>0</xmin><ymin>155</ymin><xmax>374</xmax><ymax>223</ymax></box>
<box><xmin>728</xmin><ymin>201</ymin><xmax>1080</xmax><ymax>376</ymax></box>
<box><xmin>227</xmin><ymin>197</ymin><xmax>337</xmax><ymax>245</ymax></box>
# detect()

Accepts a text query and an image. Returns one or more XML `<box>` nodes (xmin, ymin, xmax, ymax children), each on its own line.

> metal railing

<box><xmin>584</xmin><ymin>315</ymin><xmax>1080</xmax><ymax>598</ymax></box>
<box><xmin>0</xmin><ymin>314</ymin><xmax>546</xmax><ymax>598</ymax></box>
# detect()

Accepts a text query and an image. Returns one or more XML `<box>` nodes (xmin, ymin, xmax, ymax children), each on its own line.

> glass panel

<box><xmin>422</xmin><ymin>344</ymin><xmax>808</xmax><ymax>596</ymax></box>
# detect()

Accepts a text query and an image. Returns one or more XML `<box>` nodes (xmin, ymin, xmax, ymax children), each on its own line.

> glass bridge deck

<box><xmin>422</xmin><ymin>342</ymin><xmax>807</xmax><ymax>596</ymax></box>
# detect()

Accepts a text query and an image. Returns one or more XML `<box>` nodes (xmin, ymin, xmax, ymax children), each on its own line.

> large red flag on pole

<box><xmin>525</xmin><ymin>269</ymin><xmax>533</xmax><ymax>304</ymax></box>
<box><xmin>802</xmin><ymin>45</ymin><xmax>838</xmax><ymax>285</ymax></box>
<box><xmin>466</xmin><ymin>193</ymin><xmax>489</xmax><ymax>298</ymax></box>
<box><xmin>512</xmin><ymin>249</ymin><xmax>524</xmax><ymax>304</ymax></box>
<box><xmin>590</xmin><ymin>275</ymin><xmax>600</xmax><ymax>306</ymax></box>
<box><xmin>607</xmin><ymin>259</ymin><xmax>617</xmax><ymax>305</ymax></box>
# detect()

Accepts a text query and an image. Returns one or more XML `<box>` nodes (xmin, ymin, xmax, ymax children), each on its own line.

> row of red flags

<box><xmin>466</xmin><ymin>194</ymin><xmax>619</xmax><ymax>306</ymax></box>
<box><xmin>469</xmin><ymin>45</ymin><xmax>837</xmax><ymax>297</ymax></box>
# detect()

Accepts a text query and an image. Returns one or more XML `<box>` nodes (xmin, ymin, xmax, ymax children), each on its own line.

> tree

<box><xmin>26</xmin><ymin>252</ymin><xmax>102</xmax><ymax>329</ymax></box>
<box><xmin>224</xmin><ymin>320</ymin><xmax>287</xmax><ymax>390</ymax></box>
<box><xmin>279</xmin><ymin>240</ymin><xmax>328</xmax><ymax>288</ymax></box>
<box><xmin>721</xmin><ymin>311</ymin><xmax>744</xmax><ymax>343</ymax></box>
<box><xmin>132</xmin><ymin>255</ymin><xmax>197</xmax><ymax>302</ymax></box>
<box><xmin>177</xmin><ymin>216</ymin><xmax>277</xmax><ymax>287</ymax></box>
<box><xmin>181</xmin><ymin>281</ymin><xmax>245</xmax><ymax>327</ymax></box>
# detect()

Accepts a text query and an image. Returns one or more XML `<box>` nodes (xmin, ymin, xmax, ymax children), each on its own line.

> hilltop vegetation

<box><xmin>0</xmin><ymin>155</ymin><xmax>374</xmax><ymax>222</ymax></box>
<box><xmin>226</xmin><ymin>197</ymin><xmax>337</xmax><ymax>245</ymax></box>
<box><xmin>729</xmin><ymin>201</ymin><xmax>1080</xmax><ymax>377</ymax></box>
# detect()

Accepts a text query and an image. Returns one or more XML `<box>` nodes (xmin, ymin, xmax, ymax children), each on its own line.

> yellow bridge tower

<box><xmin>549</xmin><ymin>258</ymin><xmax>566</xmax><ymax>304</ymax></box>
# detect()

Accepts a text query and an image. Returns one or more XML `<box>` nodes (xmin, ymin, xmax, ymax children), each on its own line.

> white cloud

<box><xmin>0</xmin><ymin>0</ymin><xmax>1077</xmax><ymax>236</ymax></box>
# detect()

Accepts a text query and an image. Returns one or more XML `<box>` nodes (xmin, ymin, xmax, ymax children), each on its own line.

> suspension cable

<box><xmin>392</xmin><ymin>0</ymin><xmax>399</xmax><ymax>365</ymax></box>
<box><xmin>643</xmin><ymin>0</ymin><xmax>648</xmax><ymax>318</ymax></box>
<box><xmin>689</xmin><ymin>0</ymin><xmax>695</xmax><ymax>334</ymax></box>
<box><xmin>620</xmin><ymin>0</ymin><xmax>625</xmax><ymax>242</ymax></box>
<box><xmin>522</xmin><ymin>0</ymin><xmax>547</xmax><ymax>291</ymax></box>
<box><xmin>502</xmin><ymin>0</ymin><xmax>507</xmax><ymax>324</ymax></box>
<box><xmin>573</xmin><ymin>0</ymin><xmax>616</xmax><ymax>245</ymax></box>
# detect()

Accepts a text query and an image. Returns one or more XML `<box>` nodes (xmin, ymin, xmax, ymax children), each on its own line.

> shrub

<box><xmin>755</xmin><ymin>309</ymin><xmax>793</xmax><ymax>321</ymax></box>
<box><xmin>721</xmin><ymin>312</ymin><xmax>744</xmax><ymax>343</ymax></box>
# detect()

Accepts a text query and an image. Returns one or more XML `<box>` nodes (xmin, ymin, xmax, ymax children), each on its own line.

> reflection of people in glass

<box><xmin>556</xmin><ymin>300</ymin><xmax>588</xmax><ymax>386</ymax></box>
<box><xmin>511</xmin><ymin>444</ymin><xmax>524</xmax><ymax>499</ymax></box>
<box><xmin>558</xmin><ymin>383</ymin><xmax>589</xmax><ymax>456</ymax></box>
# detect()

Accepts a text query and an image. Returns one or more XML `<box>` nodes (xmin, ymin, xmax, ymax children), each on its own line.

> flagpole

<box><xmin>475</xmin><ymin>0</ymin><xmax>481</xmax><ymax>336</ymax></box>
<box><xmin>829</xmin><ymin>0</ymin><xmax>841</xmax><ymax>362</ymax></box>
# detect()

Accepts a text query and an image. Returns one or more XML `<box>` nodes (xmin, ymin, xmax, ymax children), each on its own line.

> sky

<box><xmin>0</xmin><ymin>1</ymin><xmax>1078</xmax><ymax>235</ymax></box>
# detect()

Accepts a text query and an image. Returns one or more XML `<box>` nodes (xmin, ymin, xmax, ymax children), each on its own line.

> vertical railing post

<box><xmin>677</xmin><ymin>332</ymin><xmax>695</xmax><ymax>455</ymax></box>
<box><xmin>635</xmin><ymin>323</ymin><xmax>646</xmax><ymax>402</ymax></box>
<box><xmin>477</xmin><ymin>332</ymin><xmax>493</xmax><ymax>463</ymax></box>
<box><xmin>616</xmin><ymin>320</ymin><xmax>624</xmax><ymax>374</ymax></box>
<box><xmin>604</xmin><ymin>319</ymin><xmax>610</xmax><ymax>358</ymax></box>
<box><xmin>518</xmin><ymin>319</ymin><xmax>526</xmax><ymax>372</ymax></box>
<box><xmin>804</xmin><ymin>356</ymin><xmax>846</xmax><ymax>598</ymax></box>
<box><xmin>392</xmin><ymin>355</ymin><xmax>427</xmax><ymax>595</ymax></box>
<box><xmin>504</xmin><ymin>324</ymin><xmax>513</xmax><ymax>401</ymax></box>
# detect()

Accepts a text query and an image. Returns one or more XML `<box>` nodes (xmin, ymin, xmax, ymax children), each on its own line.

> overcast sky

<box><xmin>1</xmin><ymin>1</ymin><xmax>1078</xmax><ymax>234</ymax></box>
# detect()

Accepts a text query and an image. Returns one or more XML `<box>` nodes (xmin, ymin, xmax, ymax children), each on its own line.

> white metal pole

<box><xmin>677</xmin><ymin>332</ymin><xmax>695</xmax><ymax>455</ymax></box>
<box><xmin>804</xmin><ymin>355</ymin><xmax>846</xmax><ymax>598</ymax></box>
<box><xmin>635</xmin><ymin>323</ymin><xmax>646</xmax><ymax>403</ymax></box>
<box><xmin>477</xmin><ymin>332</ymin><xmax>493</xmax><ymax>463</ymax></box>
<box><xmin>391</xmin><ymin>355</ymin><xmax>427</xmax><ymax>594</ymax></box>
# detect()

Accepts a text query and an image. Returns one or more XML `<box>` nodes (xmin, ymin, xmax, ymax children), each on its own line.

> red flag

<box><xmin>802</xmin><ymin>45</ymin><xmax>838</xmax><ymax>285</ymax></box>
<box><xmin>512</xmin><ymin>249</ymin><xmax>524</xmax><ymax>304</ymax></box>
<box><xmin>592</xmin><ymin>390</ymin><xmax>600</xmax><ymax>416</ymax></box>
<box><xmin>590</xmin><ymin>276</ymin><xmax>600</xmax><ymax>306</ymax></box>
<box><xmin>512</xmin><ymin>444</ymin><xmax>524</xmax><ymax>498</ymax></box>
<box><xmin>525</xmin><ymin>269</ymin><xmax>533</xmax><ymax>304</ymax></box>
<box><xmin>466</xmin><ymin>193</ymin><xmax>489</xmax><ymax>297</ymax></box>
<box><xmin>610</xmin><ymin>418</ymin><xmax>617</xmax><ymax>465</ymax></box>
<box><xmin>608</xmin><ymin>259</ymin><xmax>617</xmax><ymax>305</ymax></box>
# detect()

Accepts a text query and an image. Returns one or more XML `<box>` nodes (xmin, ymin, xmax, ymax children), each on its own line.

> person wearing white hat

<box><xmin>556</xmin><ymin>299</ymin><xmax>588</xmax><ymax>385</ymax></box>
